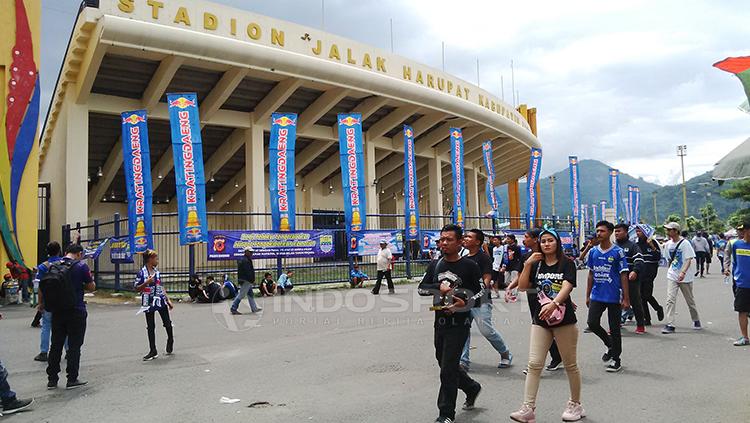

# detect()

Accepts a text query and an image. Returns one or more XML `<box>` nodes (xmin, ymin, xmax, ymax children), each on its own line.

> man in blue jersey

<box><xmin>726</xmin><ymin>220</ymin><xmax>750</xmax><ymax>346</ymax></box>
<box><xmin>586</xmin><ymin>221</ymin><xmax>630</xmax><ymax>373</ymax></box>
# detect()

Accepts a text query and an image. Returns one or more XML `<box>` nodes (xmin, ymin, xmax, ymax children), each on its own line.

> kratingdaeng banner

<box><xmin>609</xmin><ymin>169</ymin><xmax>620</xmax><ymax>222</ymax></box>
<box><xmin>483</xmin><ymin>141</ymin><xmax>501</xmax><ymax>216</ymax></box>
<box><xmin>600</xmin><ymin>200</ymin><xmax>607</xmax><ymax>221</ymax></box>
<box><xmin>120</xmin><ymin>110</ymin><xmax>154</xmax><ymax>254</ymax></box>
<box><xmin>269</xmin><ymin>113</ymin><xmax>297</xmax><ymax>232</ymax></box>
<box><xmin>449</xmin><ymin>128</ymin><xmax>467</xmax><ymax>227</ymax></box>
<box><xmin>569</xmin><ymin>156</ymin><xmax>581</xmax><ymax>236</ymax></box>
<box><xmin>403</xmin><ymin>125</ymin><xmax>420</xmax><ymax>242</ymax></box>
<box><xmin>527</xmin><ymin>148</ymin><xmax>543</xmax><ymax>228</ymax></box>
<box><xmin>634</xmin><ymin>186</ymin><xmax>641</xmax><ymax>223</ymax></box>
<box><xmin>627</xmin><ymin>185</ymin><xmax>635</xmax><ymax>223</ymax></box>
<box><xmin>337</xmin><ymin>113</ymin><xmax>367</xmax><ymax>254</ymax></box>
<box><xmin>592</xmin><ymin>204</ymin><xmax>598</xmax><ymax>228</ymax></box>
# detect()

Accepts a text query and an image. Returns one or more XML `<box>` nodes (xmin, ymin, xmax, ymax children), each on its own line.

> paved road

<box><xmin>1</xmin><ymin>269</ymin><xmax>748</xmax><ymax>422</ymax></box>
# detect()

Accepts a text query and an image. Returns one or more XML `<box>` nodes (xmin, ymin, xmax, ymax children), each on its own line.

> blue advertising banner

<box><xmin>109</xmin><ymin>237</ymin><xmax>134</xmax><ymax>264</ymax></box>
<box><xmin>634</xmin><ymin>186</ymin><xmax>640</xmax><ymax>223</ymax></box>
<box><xmin>527</xmin><ymin>148</ymin><xmax>543</xmax><ymax>228</ymax></box>
<box><xmin>482</xmin><ymin>141</ymin><xmax>501</xmax><ymax>216</ymax></box>
<box><xmin>591</xmin><ymin>204</ymin><xmax>598</xmax><ymax>228</ymax></box>
<box><xmin>269</xmin><ymin>113</ymin><xmax>297</xmax><ymax>232</ymax></box>
<box><xmin>337</xmin><ymin>113</ymin><xmax>367</xmax><ymax>254</ymax></box>
<box><xmin>449</xmin><ymin>128</ymin><xmax>467</xmax><ymax>227</ymax></box>
<box><xmin>568</xmin><ymin>156</ymin><xmax>581</xmax><ymax>236</ymax></box>
<box><xmin>421</xmin><ymin>230</ymin><xmax>441</xmax><ymax>253</ymax></box>
<box><xmin>120</xmin><ymin>110</ymin><xmax>154</xmax><ymax>254</ymax></box>
<box><xmin>355</xmin><ymin>230</ymin><xmax>405</xmax><ymax>256</ymax></box>
<box><xmin>609</xmin><ymin>168</ymin><xmax>620</xmax><ymax>222</ymax></box>
<box><xmin>83</xmin><ymin>238</ymin><xmax>109</xmax><ymax>260</ymax></box>
<box><xmin>167</xmin><ymin>93</ymin><xmax>208</xmax><ymax>245</ymax></box>
<box><xmin>403</xmin><ymin>125</ymin><xmax>420</xmax><ymax>242</ymax></box>
<box><xmin>627</xmin><ymin>185</ymin><xmax>635</xmax><ymax>223</ymax></box>
<box><xmin>583</xmin><ymin>204</ymin><xmax>589</xmax><ymax>233</ymax></box>
<box><xmin>207</xmin><ymin>230</ymin><xmax>335</xmax><ymax>260</ymax></box>
<box><xmin>600</xmin><ymin>200</ymin><xmax>607</xmax><ymax>221</ymax></box>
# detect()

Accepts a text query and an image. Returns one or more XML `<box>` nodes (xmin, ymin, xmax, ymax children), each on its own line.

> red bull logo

<box><xmin>404</xmin><ymin>128</ymin><xmax>413</xmax><ymax>138</ymax></box>
<box><xmin>122</xmin><ymin>114</ymin><xmax>145</xmax><ymax>125</ymax></box>
<box><xmin>135</xmin><ymin>237</ymin><xmax>147</xmax><ymax>247</ymax></box>
<box><xmin>570</xmin><ymin>157</ymin><xmax>577</xmax><ymax>165</ymax></box>
<box><xmin>532</xmin><ymin>150</ymin><xmax>541</xmax><ymax>158</ymax></box>
<box><xmin>610</xmin><ymin>170</ymin><xmax>618</xmax><ymax>176</ymax></box>
<box><xmin>273</xmin><ymin>116</ymin><xmax>297</xmax><ymax>127</ymax></box>
<box><xmin>339</xmin><ymin>116</ymin><xmax>361</xmax><ymax>127</ymax></box>
<box><xmin>169</xmin><ymin>97</ymin><xmax>196</xmax><ymax>109</ymax></box>
<box><xmin>451</xmin><ymin>130</ymin><xmax>461</xmax><ymax>139</ymax></box>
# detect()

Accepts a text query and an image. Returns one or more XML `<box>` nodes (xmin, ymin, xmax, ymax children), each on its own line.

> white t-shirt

<box><xmin>376</xmin><ymin>248</ymin><xmax>393</xmax><ymax>271</ymax></box>
<box><xmin>663</xmin><ymin>238</ymin><xmax>696</xmax><ymax>282</ymax></box>
<box><xmin>492</xmin><ymin>245</ymin><xmax>504</xmax><ymax>271</ymax></box>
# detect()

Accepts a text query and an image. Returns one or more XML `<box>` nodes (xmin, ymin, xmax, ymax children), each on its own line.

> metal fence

<box><xmin>61</xmin><ymin>211</ymin><xmax>573</xmax><ymax>293</ymax></box>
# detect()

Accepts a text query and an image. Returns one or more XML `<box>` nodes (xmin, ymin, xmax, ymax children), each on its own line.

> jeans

<box><xmin>19</xmin><ymin>279</ymin><xmax>29</xmax><ymax>302</ymax></box>
<box><xmin>47</xmin><ymin>309</ymin><xmax>87</xmax><ymax>383</ymax></box>
<box><xmin>0</xmin><ymin>360</ymin><xmax>15</xmax><ymax>402</ymax></box>
<box><xmin>372</xmin><ymin>270</ymin><xmax>394</xmax><ymax>294</ymax></box>
<box><xmin>587</xmin><ymin>300</ymin><xmax>622</xmax><ymax>362</ymax></box>
<box><xmin>435</xmin><ymin>326</ymin><xmax>480</xmax><ymax>419</ymax></box>
<box><xmin>640</xmin><ymin>265</ymin><xmax>663</xmax><ymax>324</ymax></box>
<box><xmin>665</xmin><ymin>280</ymin><xmax>700</xmax><ymax>326</ymax></box>
<box><xmin>231</xmin><ymin>282</ymin><xmax>259</xmax><ymax>312</ymax></box>
<box><xmin>460</xmin><ymin>303</ymin><xmax>509</xmax><ymax>367</ymax></box>
<box><xmin>145</xmin><ymin>307</ymin><xmax>173</xmax><ymax>353</ymax></box>
<box><xmin>524</xmin><ymin>324</ymin><xmax>580</xmax><ymax>407</ymax></box>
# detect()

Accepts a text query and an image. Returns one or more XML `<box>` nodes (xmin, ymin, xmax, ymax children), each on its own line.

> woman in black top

<box><xmin>510</xmin><ymin>229</ymin><xmax>584</xmax><ymax>423</ymax></box>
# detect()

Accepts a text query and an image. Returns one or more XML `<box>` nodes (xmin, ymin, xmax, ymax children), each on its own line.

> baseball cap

<box><xmin>243</xmin><ymin>246</ymin><xmax>254</xmax><ymax>252</ymax></box>
<box><xmin>379</xmin><ymin>239</ymin><xmax>388</xmax><ymax>245</ymax></box>
<box><xmin>736</xmin><ymin>219</ymin><xmax>750</xmax><ymax>230</ymax></box>
<box><xmin>663</xmin><ymin>222</ymin><xmax>681</xmax><ymax>231</ymax></box>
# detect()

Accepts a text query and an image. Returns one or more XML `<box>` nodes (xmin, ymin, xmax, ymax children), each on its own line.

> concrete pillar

<box><xmin>65</xmin><ymin>98</ymin><xmax>89</xmax><ymax>232</ymax></box>
<box><xmin>428</xmin><ymin>148</ymin><xmax>443</xmax><ymax>216</ymax></box>
<box><xmin>466</xmin><ymin>166</ymin><xmax>479</xmax><ymax>219</ymax></box>
<box><xmin>508</xmin><ymin>179</ymin><xmax>521</xmax><ymax>229</ymax></box>
<box><xmin>245</xmin><ymin>124</ymin><xmax>265</xmax><ymax>229</ymax></box>
<box><xmin>365</xmin><ymin>141</ymin><xmax>379</xmax><ymax>216</ymax></box>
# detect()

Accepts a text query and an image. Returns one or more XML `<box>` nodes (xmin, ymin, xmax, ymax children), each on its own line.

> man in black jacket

<box><xmin>635</xmin><ymin>226</ymin><xmax>664</xmax><ymax>325</ymax></box>
<box><xmin>418</xmin><ymin>224</ymin><xmax>482</xmax><ymax>423</ymax></box>
<box><xmin>614</xmin><ymin>224</ymin><xmax>646</xmax><ymax>334</ymax></box>
<box><xmin>230</xmin><ymin>247</ymin><xmax>261</xmax><ymax>314</ymax></box>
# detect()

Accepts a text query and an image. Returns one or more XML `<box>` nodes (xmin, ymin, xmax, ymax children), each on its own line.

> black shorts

<box><xmin>735</xmin><ymin>287</ymin><xmax>750</xmax><ymax>312</ymax></box>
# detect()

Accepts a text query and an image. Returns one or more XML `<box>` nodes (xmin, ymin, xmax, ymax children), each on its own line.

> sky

<box><xmin>40</xmin><ymin>0</ymin><xmax>750</xmax><ymax>186</ymax></box>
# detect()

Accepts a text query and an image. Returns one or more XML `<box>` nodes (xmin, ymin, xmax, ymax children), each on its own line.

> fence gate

<box><xmin>37</xmin><ymin>183</ymin><xmax>51</xmax><ymax>261</ymax></box>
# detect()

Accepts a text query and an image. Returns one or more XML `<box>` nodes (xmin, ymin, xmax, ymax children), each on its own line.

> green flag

<box><xmin>714</xmin><ymin>56</ymin><xmax>750</xmax><ymax>103</ymax></box>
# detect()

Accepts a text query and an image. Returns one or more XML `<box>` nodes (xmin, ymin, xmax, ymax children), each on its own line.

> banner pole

<box><xmin>93</xmin><ymin>219</ymin><xmax>99</xmax><ymax>285</ymax></box>
<box><xmin>113</xmin><ymin>213</ymin><xmax>121</xmax><ymax>292</ymax></box>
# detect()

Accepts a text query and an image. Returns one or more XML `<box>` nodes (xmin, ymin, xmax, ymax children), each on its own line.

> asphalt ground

<box><xmin>1</xmin><ymin>268</ymin><xmax>748</xmax><ymax>422</ymax></box>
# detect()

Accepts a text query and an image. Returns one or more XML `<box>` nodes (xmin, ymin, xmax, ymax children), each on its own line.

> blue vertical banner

<box><xmin>338</xmin><ymin>113</ymin><xmax>367</xmax><ymax>254</ymax></box>
<box><xmin>592</xmin><ymin>203</ymin><xmax>598</xmax><ymax>228</ymax></box>
<box><xmin>527</xmin><ymin>148</ymin><xmax>543</xmax><ymax>228</ymax></box>
<box><xmin>634</xmin><ymin>186</ymin><xmax>641</xmax><ymax>223</ymax></box>
<box><xmin>482</xmin><ymin>141</ymin><xmax>501</xmax><ymax>216</ymax></box>
<box><xmin>627</xmin><ymin>185</ymin><xmax>635</xmax><ymax>223</ymax></box>
<box><xmin>269</xmin><ymin>113</ymin><xmax>297</xmax><ymax>232</ymax></box>
<box><xmin>600</xmin><ymin>200</ymin><xmax>607</xmax><ymax>221</ymax></box>
<box><xmin>449</xmin><ymin>128</ymin><xmax>467</xmax><ymax>227</ymax></box>
<box><xmin>609</xmin><ymin>168</ymin><xmax>620</xmax><ymax>222</ymax></box>
<box><xmin>121</xmin><ymin>110</ymin><xmax>154</xmax><ymax>254</ymax></box>
<box><xmin>583</xmin><ymin>204</ymin><xmax>589</xmax><ymax>233</ymax></box>
<box><xmin>403</xmin><ymin>125</ymin><xmax>420</xmax><ymax>241</ymax></box>
<box><xmin>568</xmin><ymin>156</ymin><xmax>581</xmax><ymax>236</ymax></box>
<box><xmin>167</xmin><ymin>93</ymin><xmax>208</xmax><ymax>245</ymax></box>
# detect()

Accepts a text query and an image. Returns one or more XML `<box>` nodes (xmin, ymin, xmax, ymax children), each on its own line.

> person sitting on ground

<box><xmin>204</xmin><ymin>276</ymin><xmax>225</xmax><ymax>303</ymax></box>
<box><xmin>188</xmin><ymin>275</ymin><xmax>208</xmax><ymax>303</ymax></box>
<box><xmin>350</xmin><ymin>264</ymin><xmax>369</xmax><ymax>288</ymax></box>
<box><xmin>222</xmin><ymin>274</ymin><xmax>238</xmax><ymax>299</ymax></box>
<box><xmin>277</xmin><ymin>270</ymin><xmax>294</xmax><ymax>295</ymax></box>
<box><xmin>260</xmin><ymin>273</ymin><xmax>276</xmax><ymax>296</ymax></box>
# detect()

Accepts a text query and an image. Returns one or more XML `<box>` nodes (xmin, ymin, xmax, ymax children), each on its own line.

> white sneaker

<box><xmin>510</xmin><ymin>403</ymin><xmax>536</xmax><ymax>422</ymax></box>
<box><xmin>561</xmin><ymin>400</ymin><xmax>586</xmax><ymax>421</ymax></box>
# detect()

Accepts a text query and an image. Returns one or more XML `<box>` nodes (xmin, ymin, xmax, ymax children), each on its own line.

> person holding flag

<box><xmin>134</xmin><ymin>249</ymin><xmax>174</xmax><ymax>361</ymax></box>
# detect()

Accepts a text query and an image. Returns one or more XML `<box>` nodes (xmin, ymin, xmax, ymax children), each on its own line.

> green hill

<box><xmin>494</xmin><ymin>159</ymin><xmax>745</xmax><ymax>224</ymax></box>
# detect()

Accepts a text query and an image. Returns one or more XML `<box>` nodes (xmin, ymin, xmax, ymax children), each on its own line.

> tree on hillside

<box><xmin>721</xmin><ymin>180</ymin><xmax>750</xmax><ymax>227</ymax></box>
<box><xmin>685</xmin><ymin>216</ymin><xmax>703</xmax><ymax>232</ymax></box>
<box><xmin>665</xmin><ymin>214</ymin><xmax>682</xmax><ymax>224</ymax></box>
<box><xmin>699</xmin><ymin>203</ymin><xmax>726</xmax><ymax>234</ymax></box>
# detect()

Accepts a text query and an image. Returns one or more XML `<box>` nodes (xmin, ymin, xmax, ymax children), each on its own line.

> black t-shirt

<box><xmin>418</xmin><ymin>257</ymin><xmax>483</xmax><ymax>329</ymax></box>
<box><xmin>529</xmin><ymin>259</ymin><xmax>577</xmax><ymax>328</ymax></box>
<box><xmin>466</xmin><ymin>251</ymin><xmax>492</xmax><ymax>304</ymax></box>
<box><xmin>506</xmin><ymin>244</ymin><xmax>523</xmax><ymax>271</ymax></box>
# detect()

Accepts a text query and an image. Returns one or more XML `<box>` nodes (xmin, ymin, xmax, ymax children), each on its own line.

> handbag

<box><xmin>534</xmin><ymin>263</ymin><xmax>566</xmax><ymax>326</ymax></box>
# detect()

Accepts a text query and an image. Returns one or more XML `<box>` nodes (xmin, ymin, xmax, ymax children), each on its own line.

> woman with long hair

<box><xmin>510</xmin><ymin>228</ymin><xmax>584</xmax><ymax>422</ymax></box>
<box><xmin>134</xmin><ymin>250</ymin><xmax>174</xmax><ymax>361</ymax></box>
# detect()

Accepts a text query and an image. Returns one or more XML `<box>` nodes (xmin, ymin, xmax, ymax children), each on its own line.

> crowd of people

<box><xmin>1</xmin><ymin>218</ymin><xmax>747</xmax><ymax>419</ymax></box>
<box><xmin>416</xmin><ymin>219</ymin><xmax>749</xmax><ymax>423</ymax></box>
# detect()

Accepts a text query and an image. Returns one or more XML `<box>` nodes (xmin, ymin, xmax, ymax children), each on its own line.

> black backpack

<box><xmin>39</xmin><ymin>259</ymin><xmax>78</xmax><ymax>313</ymax></box>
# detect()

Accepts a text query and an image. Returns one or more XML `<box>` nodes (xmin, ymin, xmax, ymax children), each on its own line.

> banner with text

<box><xmin>207</xmin><ymin>230</ymin><xmax>335</xmax><ymax>260</ymax></box>
<box><xmin>568</xmin><ymin>156</ymin><xmax>581</xmax><ymax>237</ymax></box>
<box><xmin>609</xmin><ymin>168</ymin><xmax>620</xmax><ymax>222</ymax></box>
<box><xmin>600</xmin><ymin>200</ymin><xmax>607</xmax><ymax>221</ymax></box>
<box><xmin>634</xmin><ymin>186</ymin><xmax>640</xmax><ymax>223</ymax></box>
<box><xmin>109</xmin><ymin>237</ymin><xmax>134</xmax><ymax>264</ymax></box>
<box><xmin>338</xmin><ymin>113</ymin><xmax>367</xmax><ymax>254</ymax></box>
<box><xmin>120</xmin><ymin>110</ymin><xmax>154</xmax><ymax>254</ymax></box>
<box><xmin>527</xmin><ymin>148</ymin><xmax>543</xmax><ymax>228</ymax></box>
<box><xmin>167</xmin><ymin>93</ymin><xmax>208</xmax><ymax>245</ymax></box>
<box><xmin>627</xmin><ymin>185</ymin><xmax>635</xmax><ymax>223</ymax></box>
<box><xmin>269</xmin><ymin>113</ymin><xmax>297</xmax><ymax>231</ymax></box>
<box><xmin>403</xmin><ymin>125</ymin><xmax>420</xmax><ymax>241</ymax></box>
<box><xmin>354</xmin><ymin>230</ymin><xmax>405</xmax><ymax>256</ymax></box>
<box><xmin>449</xmin><ymin>128</ymin><xmax>467</xmax><ymax>227</ymax></box>
<box><xmin>483</xmin><ymin>141</ymin><xmax>501</xmax><ymax>216</ymax></box>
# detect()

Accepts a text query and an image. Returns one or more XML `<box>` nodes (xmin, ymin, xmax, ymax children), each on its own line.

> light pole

<box><xmin>677</xmin><ymin>145</ymin><xmax>688</xmax><ymax>223</ymax></box>
<box><xmin>549</xmin><ymin>175</ymin><xmax>556</xmax><ymax>216</ymax></box>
